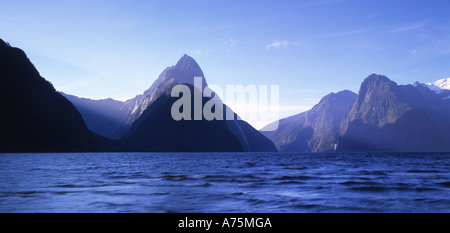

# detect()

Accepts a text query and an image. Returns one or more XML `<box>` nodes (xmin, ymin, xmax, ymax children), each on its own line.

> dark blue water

<box><xmin>0</xmin><ymin>152</ymin><xmax>449</xmax><ymax>213</ymax></box>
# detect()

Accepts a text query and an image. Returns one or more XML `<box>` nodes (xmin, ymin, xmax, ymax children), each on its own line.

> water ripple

<box><xmin>0</xmin><ymin>152</ymin><xmax>449</xmax><ymax>213</ymax></box>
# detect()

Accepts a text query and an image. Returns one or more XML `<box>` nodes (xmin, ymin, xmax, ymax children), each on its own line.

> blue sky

<box><xmin>1</xmin><ymin>0</ymin><xmax>450</xmax><ymax>128</ymax></box>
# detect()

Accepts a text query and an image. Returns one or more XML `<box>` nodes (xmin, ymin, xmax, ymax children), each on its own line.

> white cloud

<box><xmin>267</xmin><ymin>40</ymin><xmax>290</xmax><ymax>49</ymax></box>
<box><xmin>266</xmin><ymin>40</ymin><xmax>307</xmax><ymax>51</ymax></box>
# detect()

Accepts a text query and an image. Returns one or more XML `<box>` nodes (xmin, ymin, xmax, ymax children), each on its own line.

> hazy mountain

<box><xmin>60</xmin><ymin>93</ymin><xmax>129</xmax><ymax>139</ymax></box>
<box><xmin>0</xmin><ymin>38</ymin><xmax>100</xmax><ymax>152</ymax></box>
<box><xmin>338</xmin><ymin>74</ymin><xmax>450</xmax><ymax>152</ymax></box>
<box><xmin>261</xmin><ymin>90</ymin><xmax>357</xmax><ymax>152</ymax></box>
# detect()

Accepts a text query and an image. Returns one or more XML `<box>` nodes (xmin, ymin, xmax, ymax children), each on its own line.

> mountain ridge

<box><xmin>261</xmin><ymin>74</ymin><xmax>450</xmax><ymax>152</ymax></box>
<box><xmin>3</xmin><ymin>37</ymin><xmax>450</xmax><ymax>153</ymax></box>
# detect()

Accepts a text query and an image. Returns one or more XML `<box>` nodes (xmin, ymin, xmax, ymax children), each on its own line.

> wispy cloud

<box><xmin>188</xmin><ymin>49</ymin><xmax>211</xmax><ymax>56</ymax></box>
<box><xmin>388</xmin><ymin>20</ymin><xmax>430</xmax><ymax>33</ymax></box>
<box><xmin>318</xmin><ymin>20</ymin><xmax>431</xmax><ymax>39</ymax></box>
<box><xmin>410</xmin><ymin>40</ymin><xmax>450</xmax><ymax>56</ymax></box>
<box><xmin>267</xmin><ymin>40</ymin><xmax>290</xmax><ymax>49</ymax></box>
<box><xmin>321</xmin><ymin>29</ymin><xmax>370</xmax><ymax>38</ymax></box>
<box><xmin>266</xmin><ymin>40</ymin><xmax>305</xmax><ymax>50</ymax></box>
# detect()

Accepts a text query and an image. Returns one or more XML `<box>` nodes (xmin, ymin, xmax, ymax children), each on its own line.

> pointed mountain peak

<box><xmin>140</xmin><ymin>54</ymin><xmax>207</xmax><ymax>99</ymax></box>
<box><xmin>175</xmin><ymin>54</ymin><xmax>202</xmax><ymax>72</ymax></box>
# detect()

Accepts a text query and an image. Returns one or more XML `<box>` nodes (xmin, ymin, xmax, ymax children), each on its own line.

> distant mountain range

<box><xmin>1</xmin><ymin>37</ymin><xmax>449</xmax><ymax>153</ymax></box>
<box><xmin>424</xmin><ymin>78</ymin><xmax>450</xmax><ymax>99</ymax></box>
<box><xmin>263</xmin><ymin>74</ymin><xmax>450</xmax><ymax>152</ymax></box>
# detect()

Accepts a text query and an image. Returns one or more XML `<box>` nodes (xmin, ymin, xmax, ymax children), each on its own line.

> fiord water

<box><xmin>0</xmin><ymin>152</ymin><xmax>449</xmax><ymax>213</ymax></box>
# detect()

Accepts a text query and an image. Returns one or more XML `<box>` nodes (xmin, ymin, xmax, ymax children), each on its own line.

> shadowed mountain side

<box><xmin>411</xmin><ymin>82</ymin><xmax>450</xmax><ymax>143</ymax></box>
<box><xmin>262</xmin><ymin>90</ymin><xmax>357</xmax><ymax>152</ymax></box>
<box><xmin>338</xmin><ymin>109</ymin><xmax>447</xmax><ymax>152</ymax></box>
<box><xmin>0</xmin><ymin>39</ymin><xmax>100</xmax><ymax>152</ymax></box>
<box><xmin>61</xmin><ymin>93</ymin><xmax>129</xmax><ymax>139</ymax></box>
<box><xmin>234</xmin><ymin>120</ymin><xmax>278</xmax><ymax>152</ymax></box>
<box><xmin>121</xmin><ymin>85</ymin><xmax>245</xmax><ymax>152</ymax></box>
<box><xmin>338</xmin><ymin>74</ymin><xmax>450</xmax><ymax>152</ymax></box>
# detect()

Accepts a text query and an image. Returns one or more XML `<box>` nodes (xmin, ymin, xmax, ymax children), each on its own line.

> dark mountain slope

<box><xmin>121</xmin><ymin>84</ymin><xmax>245</xmax><ymax>152</ymax></box>
<box><xmin>0</xmin><ymin>39</ymin><xmax>100</xmax><ymax>152</ymax></box>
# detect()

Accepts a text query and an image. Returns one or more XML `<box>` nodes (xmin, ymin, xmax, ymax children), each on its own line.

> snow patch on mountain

<box><xmin>426</xmin><ymin>78</ymin><xmax>450</xmax><ymax>94</ymax></box>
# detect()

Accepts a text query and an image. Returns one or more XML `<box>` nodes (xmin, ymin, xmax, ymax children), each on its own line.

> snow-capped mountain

<box><xmin>425</xmin><ymin>78</ymin><xmax>450</xmax><ymax>94</ymax></box>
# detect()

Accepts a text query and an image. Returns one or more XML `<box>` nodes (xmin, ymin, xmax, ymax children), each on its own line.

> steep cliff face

<box><xmin>262</xmin><ymin>74</ymin><xmax>450</xmax><ymax>152</ymax></box>
<box><xmin>262</xmin><ymin>90</ymin><xmax>356</xmax><ymax>152</ymax></box>
<box><xmin>338</xmin><ymin>74</ymin><xmax>450</xmax><ymax>152</ymax></box>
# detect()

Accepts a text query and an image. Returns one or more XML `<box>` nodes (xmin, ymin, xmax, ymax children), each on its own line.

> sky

<box><xmin>1</xmin><ymin>0</ymin><xmax>450</xmax><ymax>129</ymax></box>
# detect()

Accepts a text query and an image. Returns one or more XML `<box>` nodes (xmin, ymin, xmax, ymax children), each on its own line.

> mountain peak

<box><xmin>175</xmin><ymin>54</ymin><xmax>201</xmax><ymax>72</ymax></box>
<box><xmin>336</xmin><ymin>90</ymin><xmax>357</xmax><ymax>97</ymax></box>
<box><xmin>364</xmin><ymin>74</ymin><xmax>392</xmax><ymax>83</ymax></box>
<box><xmin>426</xmin><ymin>77</ymin><xmax>450</xmax><ymax>94</ymax></box>
<box><xmin>169</xmin><ymin>54</ymin><xmax>205</xmax><ymax>84</ymax></box>
<box><xmin>0</xmin><ymin>38</ymin><xmax>10</xmax><ymax>49</ymax></box>
<box><xmin>359</xmin><ymin>74</ymin><xmax>397</xmax><ymax>95</ymax></box>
